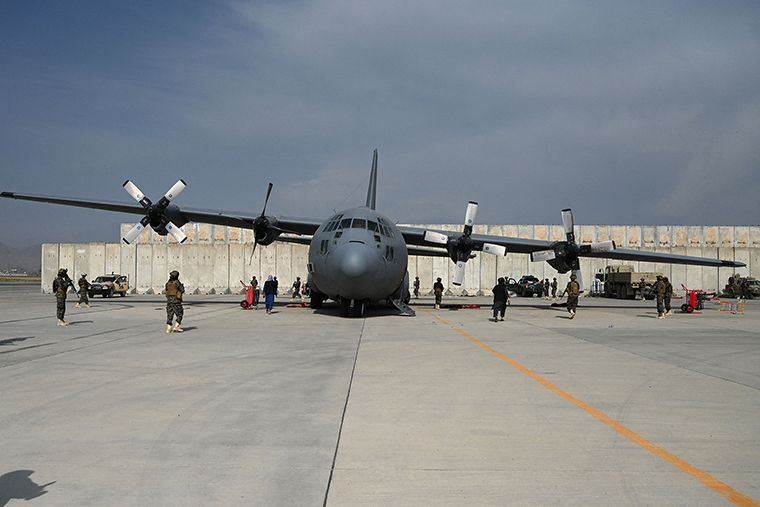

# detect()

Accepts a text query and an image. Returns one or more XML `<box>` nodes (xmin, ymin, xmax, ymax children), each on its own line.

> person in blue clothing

<box><xmin>263</xmin><ymin>275</ymin><xmax>277</xmax><ymax>314</ymax></box>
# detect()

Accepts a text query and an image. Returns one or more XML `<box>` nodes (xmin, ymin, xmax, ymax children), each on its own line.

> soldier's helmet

<box><xmin>81</xmin><ymin>273</ymin><xmax>87</xmax><ymax>277</ymax></box>
<box><xmin>170</xmin><ymin>270</ymin><xmax>179</xmax><ymax>278</ymax></box>
<box><xmin>663</xmin><ymin>277</ymin><xmax>669</xmax><ymax>282</ymax></box>
<box><xmin>58</xmin><ymin>268</ymin><xmax>67</xmax><ymax>275</ymax></box>
<box><xmin>570</xmin><ymin>274</ymin><xmax>577</xmax><ymax>280</ymax></box>
<box><xmin>657</xmin><ymin>275</ymin><xmax>663</xmax><ymax>280</ymax></box>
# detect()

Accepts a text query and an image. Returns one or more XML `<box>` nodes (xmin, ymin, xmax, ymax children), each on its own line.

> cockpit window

<box><xmin>351</xmin><ymin>218</ymin><xmax>366</xmax><ymax>229</ymax></box>
<box><xmin>340</xmin><ymin>218</ymin><xmax>352</xmax><ymax>230</ymax></box>
<box><xmin>367</xmin><ymin>220</ymin><xmax>378</xmax><ymax>232</ymax></box>
<box><xmin>323</xmin><ymin>214</ymin><xmax>343</xmax><ymax>233</ymax></box>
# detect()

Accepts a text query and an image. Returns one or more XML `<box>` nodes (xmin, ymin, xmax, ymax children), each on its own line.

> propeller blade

<box><xmin>165</xmin><ymin>221</ymin><xmax>187</xmax><ymax>244</ymax></box>
<box><xmin>482</xmin><ymin>243</ymin><xmax>506</xmax><ymax>256</ymax></box>
<box><xmin>561</xmin><ymin>208</ymin><xmax>574</xmax><ymax>242</ymax></box>
<box><xmin>123</xmin><ymin>180</ymin><xmax>151</xmax><ymax>208</ymax></box>
<box><xmin>424</xmin><ymin>230</ymin><xmax>449</xmax><ymax>245</ymax></box>
<box><xmin>464</xmin><ymin>201</ymin><xmax>478</xmax><ymax>228</ymax></box>
<box><xmin>531</xmin><ymin>249</ymin><xmax>556</xmax><ymax>262</ymax></box>
<box><xmin>261</xmin><ymin>182</ymin><xmax>273</xmax><ymax>216</ymax></box>
<box><xmin>163</xmin><ymin>180</ymin><xmax>187</xmax><ymax>202</ymax></box>
<box><xmin>452</xmin><ymin>261</ymin><xmax>466</xmax><ymax>286</ymax></box>
<box><xmin>122</xmin><ymin>216</ymin><xmax>150</xmax><ymax>244</ymax></box>
<box><xmin>589</xmin><ymin>240</ymin><xmax>615</xmax><ymax>253</ymax></box>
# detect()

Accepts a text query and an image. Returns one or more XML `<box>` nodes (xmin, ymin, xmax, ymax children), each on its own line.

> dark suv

<box><xmin>514</xmin><ymin>275</ymin><xmax>545</xmax><ymax>297</ymax></box>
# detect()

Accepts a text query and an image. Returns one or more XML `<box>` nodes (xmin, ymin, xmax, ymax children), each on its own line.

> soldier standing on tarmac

<box><xmin>433</xmin><ymin>277</ymin><xmax>444</xmax><ymax>309</ymax></box>
<box><xmin>653</xmin><ymin>275</ymin><xmax>666</xmax><ymax>319</ymax></box>
<box><xmin>76</xmin><ymin>273</ymin><xmax>91</xmax><ymax>308</ymax></box>
<box><xmin>663</xmin><ymin>277</ymin><xmax>674</xmax><ymax>316</ymax></box>
<box><xmin>290</xmin><ymin>277</ymin><xmax>302</xmax><ymax>301</ymax></box>
<box><xmin>740</xmin><ymin>279</ymin><xmax>753</xmax><ymax>302</ymax></box>
<box><xmin>544</xmin><ymin>278</ymin><xmax>551</xmax><ymax>300</ymax></box>
<box><xmin>563</xmin><ymin>274</ymin><xmax>580</xmax><ymax>319</ymax></box>
<box><xmin>165</xmin><ymin>270</ymin><xmax>185</xmax><ymax>333</ymax></box>
<box><xmin>53</xmin><ymin>268</ymin><xmax>74</xmax><ymax>325</ymax></box>
<box><xmin>413</xmin><ymin>276</ymin><xmax>420</xmax><ymax>299</ymax></box>
<box><xmin>551</xmin><ymin>277</ymin><xmax>558</xmax><ymax>300</ymax></box>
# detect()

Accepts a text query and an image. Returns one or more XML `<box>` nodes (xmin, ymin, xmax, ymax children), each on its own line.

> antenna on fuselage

<box><xmin>365</xmin><ymin>149</ymin><xmax>378</xmax><ymax>210</ymax></box>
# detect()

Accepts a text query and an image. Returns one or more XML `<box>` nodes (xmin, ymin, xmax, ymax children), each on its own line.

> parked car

<box><xmin>88</xmin><ymin>274</ymin><xmax>129</xmax><ymax>297</ymax></box>
<box><xmin>514</xmin><ymin>275</ymin><xmax>545</xmax><ymax>297</ymax></box>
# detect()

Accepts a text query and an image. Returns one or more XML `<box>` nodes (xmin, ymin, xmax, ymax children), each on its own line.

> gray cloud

<box><xmin>2</xmin><ymin>0</ymin><xmax>758</xmax><ymax>247</ymax></box>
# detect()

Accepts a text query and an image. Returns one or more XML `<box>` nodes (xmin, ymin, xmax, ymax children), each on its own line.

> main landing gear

<box><xmin>339</xmin><ymin>297</ymin><xmax>367</xmax><ymax>318</ymax></box>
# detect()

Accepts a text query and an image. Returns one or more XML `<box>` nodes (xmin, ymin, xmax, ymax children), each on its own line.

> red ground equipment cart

<box><xmin>240</xmin><ymin>280</ymin><xmax>255</xmax><ymax>309</ymax></box>
<box><xmin>680</xmin><ymin>284</ymin><xmax>710</xmax><ymax>313</ymax></box>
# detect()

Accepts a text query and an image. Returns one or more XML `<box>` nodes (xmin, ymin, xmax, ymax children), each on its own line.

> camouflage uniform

<box><xmin>77</xmin><ymin>275</ymin><xmax>90</xmax><ymax>307</ymax></box>
<box><xmin>565</xmin><ymin>277</ymin><xmax>580</xmax><ymax>319</ymax></box>
<box><xmin>52</xmin><ymin>269</ymin><xmax>74</xmax><ymax>324</ymax></box>
<box><xmin>165</xmin><ymin>271</ymin><xmax>185</xmax><ymax>331</ymax></box>
<box><xmin>652</xmin><ymin>277</ymin><xmax>666</xmax><ymax>318</ymax></box>
<box><xmin>433</xmin><ymin>278</ymin><xmax>444</xmax><ymax>309</ymax></box>
<box><xmin>663</xmin><ymin>277</ymin><xmax>673</xmax><ymax>315</ymax></box>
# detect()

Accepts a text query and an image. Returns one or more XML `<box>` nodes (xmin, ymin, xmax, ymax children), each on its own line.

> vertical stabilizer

<box><xmin>365</xmin><ymin>149</ymin><xmax>378</xmax><ymax>210</ymax></box>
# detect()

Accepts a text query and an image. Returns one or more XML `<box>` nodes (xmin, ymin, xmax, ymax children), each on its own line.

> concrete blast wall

<box><xmin>41</xmin><ymin>223</ymin><xmax>760</xmax><ymax>295</ymax></box>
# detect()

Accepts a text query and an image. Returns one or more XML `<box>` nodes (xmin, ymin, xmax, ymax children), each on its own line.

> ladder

<box><xmin>719</xmin><ymin>300</ymin><xmax>745</xmax><ymax>313</ymax></box>
<box><xmin>391</xmin><ymin>298</ymin><xmax>416</xmax><ymax>316</ymax></box>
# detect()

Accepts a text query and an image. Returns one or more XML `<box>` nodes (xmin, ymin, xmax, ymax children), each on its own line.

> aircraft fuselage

<box><xmin>307</xmin><ymin>206</ymin><xmax>409</xmax><ymax>307</ymax></box>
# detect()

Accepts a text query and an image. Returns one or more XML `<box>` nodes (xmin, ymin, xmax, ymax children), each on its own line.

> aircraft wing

<box><xmin>0</xmin><ymin>191</ymin><xmax>323</xmax><ymax>236</ymax></box>
<box><xmin>399</xmin><ymin>225</ymin><xmax>746</xmax><ymax>268</ymax></box>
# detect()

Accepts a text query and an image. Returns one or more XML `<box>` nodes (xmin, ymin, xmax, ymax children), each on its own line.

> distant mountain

<box><xmin>0</xmin><ymin>242</ymin><xmax>42</xmax><ymax>274</ymax></box>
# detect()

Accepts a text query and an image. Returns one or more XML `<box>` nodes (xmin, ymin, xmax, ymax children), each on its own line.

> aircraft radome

<box><xmin>1</xmin><ymin>150</ymin><xmax>746</xmax><ymax>317</ymax></box>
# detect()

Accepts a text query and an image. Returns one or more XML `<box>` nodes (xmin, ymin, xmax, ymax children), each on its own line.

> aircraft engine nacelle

<box><xmin>253</xmin><ymin>216</ymin><xmax>281</xmax><ymax>246</ymax></box>
<box><xmin>546</xmin><ymin>256</ymin><xmax>572</xmax><ymax>274</ymax></box>
<box><xmin>149</xmin><ymin>204</ymin><xmax>187</xmax><ymax>236</ymax></box>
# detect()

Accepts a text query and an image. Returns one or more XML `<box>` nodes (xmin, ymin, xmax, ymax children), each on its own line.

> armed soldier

<box><xmin>544</xmin><ymin>278</ymin><xmax>551</xmax><ymax>300</ymax></box>
<box><xmin>76</xmin><ymin>273</ymin><xmax>91</xmax><ymax>308</ymax></box>
<box><xmin>52</xmin><ymin>268</ymin><xmax>74</xmax><ymax>325</ymax></box>
<box><xmin>551</xmin><ymin>277</ymin><xmax>558</xmax><ymax>300</ymax></box>
<box><xmin>663</xmin><ymin>276</ymin><xmax>673</xmax><ymax>316</ymax></box>
<box><xmin>740</xmin><ymin>279</ymin><xmax>753</xmax><ymax>302</ymax></box>
<box><xmin>563</xmin><ymin>274</ymin><xmax>580</xmax><ymax>319</ymax></box>
<box><xmin>165</xmin><ymin>270</ymin><xmax>185</xmax><ymax>333</ymax></box>
<box><xmin>290</xmin><ymin>277</ymin><xmax>302</xmax><ymax>301</ymax></box>
<box><xmin>652</xmin><ymin>275</ymin><xmax>666</xmax><ymax>318</ymax></box>
<box><xmin>433</xmin><ymin>277</ymin><xmax>444</xmax><ymax>309</ymax></box>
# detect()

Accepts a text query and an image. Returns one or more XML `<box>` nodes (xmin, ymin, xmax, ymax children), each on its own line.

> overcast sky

<box><xmin>2</xmin><ymin>1</ymin><xmax>759</xmax><ymax>247</ymax></box>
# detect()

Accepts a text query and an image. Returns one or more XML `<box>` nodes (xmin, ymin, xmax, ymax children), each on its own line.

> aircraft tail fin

<box><xmin>365</xmin><ymin>149</ymin><xmax>378</xmax><ymax>210</ymax></box>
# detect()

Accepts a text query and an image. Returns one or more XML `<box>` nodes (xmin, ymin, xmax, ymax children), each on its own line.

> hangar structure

<box><xmin>41</xmin><ymin>222</ymin><xmax>759</xmax><ymax>296</ymax></box>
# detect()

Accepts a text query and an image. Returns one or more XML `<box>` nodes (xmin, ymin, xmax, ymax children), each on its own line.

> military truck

<box><xmin>602</xmin><ymin>265</ymin><xmax>663</xmax><ymax>299</ymax></box>
<box><xmin>724</xmin><ymin>274</ymin><xmax>760</xmax><ymax>299</ymax></box>
<box><xmin>88</xmin><ymin>274</ymin><xmax>129</xmax><ymax>297</ymax></box>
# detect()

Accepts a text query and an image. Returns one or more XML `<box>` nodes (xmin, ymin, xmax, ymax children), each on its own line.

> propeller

<box><xmin>249</xmin><ymin>183</ymin><xmax>274</xmax><ymax>265</ymax></box>
<box><xmin>122</xmin><ymin>180</ymin><xmax>187</xmax><ymax>244</ymax></box>
<box><xmin>424</xmin><ymin>201</ymin><xmax>507</xmax><ymax>286</ymax></box>
<box><xmin>530</xmin><ymin>208</ymin><xmax>615</xmax><ymax>290</ymax></box>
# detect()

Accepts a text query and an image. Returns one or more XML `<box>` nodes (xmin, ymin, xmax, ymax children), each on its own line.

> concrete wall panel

<box><xmin>229</xmin><ymin>243</ymin><xmax>246</xmax><ymax>293</ymax></box>
<box><xmin>135</xmin><ymin>245</ymin><xmax>153</xmax><ymax>293</ymax></box>
<box><xmin>212</xmin><ymin>244</ymin><xmax>229</xmax><ymax>293</ymax></box>
<box><xmin>42</xmin><ymin>244</ymin><xmax>59</xmax><ymax>292</ymax></box>
<box><xmin>151</xmin><ymin>243</ymin><xmax>168</xmax><ymax>294</ymax></box>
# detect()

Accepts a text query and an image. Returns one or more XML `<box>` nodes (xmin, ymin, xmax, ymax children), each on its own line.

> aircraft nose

<box><xmin>331</xmin><ymin>242</ymin><xmax>379</xmax><ymax>298</ymax></box>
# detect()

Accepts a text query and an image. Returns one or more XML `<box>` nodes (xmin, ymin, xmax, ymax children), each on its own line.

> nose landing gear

<box><xmin>339</xmin><ymin>297</ymin><xmax>367</xmax><ymax>318</ymax></box>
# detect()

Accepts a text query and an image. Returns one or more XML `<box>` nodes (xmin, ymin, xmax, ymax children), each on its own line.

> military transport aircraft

<box><xmin>1</xmin><ymin>150</ymin><xmax>745</xmax><ymax>317</ymax></box>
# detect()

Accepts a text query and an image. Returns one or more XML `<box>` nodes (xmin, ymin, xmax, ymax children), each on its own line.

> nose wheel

<box><xmin>339</xmin><ymin>297</ymin><xmax>367</xmax><ymax>318</ymax></box>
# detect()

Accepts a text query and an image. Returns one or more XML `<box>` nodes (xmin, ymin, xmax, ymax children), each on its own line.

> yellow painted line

<box><xmin>425</xmin><ymin>310</ymin><xmax>759</xmax><ymax>507</ymax></box>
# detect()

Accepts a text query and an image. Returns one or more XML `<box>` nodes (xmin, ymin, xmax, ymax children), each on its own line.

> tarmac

<box><xmin>1</xmin><ymin>283</ymin><xmax>758</xmax><ymax>507</ymax></box>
